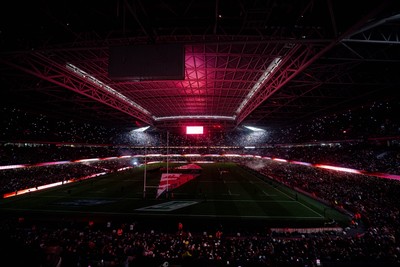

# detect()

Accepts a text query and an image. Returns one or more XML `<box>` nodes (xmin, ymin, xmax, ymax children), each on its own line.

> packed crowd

<box><xmin>2</xmin><ymin>100</ymin><xmax>399</xmax><ymax>146</ymax></box>
<box><xmin>1</xmin><ymin>159</ymin><xmax>400</xmax><ymax>267</ymax></box>
<box><xmin>1</xmin><ymin>137</ymin><xmax>399</xmax><ymax>175</ymax></box>
<box><xmin>0</xmin><ymin>158</ymin><xmax>135</xmax><ymax>196</ymax></box>
<box><xmin>1</xmin><ymin>217</ymin><xmax>398</xmax><ymax>267</ymax></box>
<box><xmin>245</xmin><ymin>160</ymin><xmax>400</xmax><ymax>230</ymax></box>
<box><xmin>1</xmin><ymin>99</ymin><xmax>399</xmax><ymax>176</ymax></box>
<box><xmin>1</xmin><ymin>100</ymin><xmax>399</xmax><ymax>266</ymax></box>
<box><xmin>258</xmin><ymin>141</ymin><xmax>400</xmax><ymax>174</ymax></box>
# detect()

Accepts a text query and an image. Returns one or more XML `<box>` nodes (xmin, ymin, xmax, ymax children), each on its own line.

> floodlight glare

<box><xmin>133</xmin><ymin>126</ymin><xmax>150</xmax><ymax>132</ymax></box>
<box><xmin>236</xmin><ymin>57</ymin><xmax>282</xmax><ymax>114</ymax></box>
<box><xmin>244</xmin><ymin>126</ymin><xmax>265</xmax><ymax>132</ymax></box>
<box><xmin>66</xmin><ymin>63</ymin><xmax>151</xmax><ymax>115</ymax></box>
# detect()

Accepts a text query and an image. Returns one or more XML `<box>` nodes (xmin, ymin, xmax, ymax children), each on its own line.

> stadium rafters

<box><xmin>1</xmin><ymin>0</ymin><xmax>399</xmax><ymax>132</ymax></box>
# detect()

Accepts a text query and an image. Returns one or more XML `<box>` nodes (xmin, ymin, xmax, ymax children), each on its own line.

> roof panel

<box><xmin>1</xmin><ymin>0</ymin><xmax>399</xmax><ymax>132</ymax></box>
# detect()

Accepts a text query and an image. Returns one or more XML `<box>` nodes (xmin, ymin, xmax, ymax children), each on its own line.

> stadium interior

<box><xmin>0</xmin><ymin>1</ymin><xmax>400</xmax><ymax>266</ymax></box>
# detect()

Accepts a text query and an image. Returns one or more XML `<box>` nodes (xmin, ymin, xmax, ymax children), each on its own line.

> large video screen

<box><xmin>186</xmin><ymin>126</ymin><xmax>204</xmax><ymax>135</ymax></box>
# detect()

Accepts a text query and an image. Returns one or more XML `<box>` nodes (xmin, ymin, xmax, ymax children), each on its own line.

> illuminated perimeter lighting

<box><xmin>236</xmin><ymin>57</ymin><xmax>282</xmax><ymax>114</ymax></box>
<box><xmin>66</xmin><ymin>63</ymin><xmax>151</xmax><ymax>116</ymax></box>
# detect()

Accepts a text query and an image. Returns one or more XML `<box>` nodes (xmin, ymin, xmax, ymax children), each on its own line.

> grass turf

<box><xmin>0</xmin><ymin>162</ymin><xmax>350</xmax><ymax>233</ymax></box>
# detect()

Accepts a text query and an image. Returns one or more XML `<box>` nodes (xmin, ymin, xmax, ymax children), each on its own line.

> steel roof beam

<box><xmin>0</xmin><ymin>53</ymin><xmax>154</xmax><ymax>125</ymax></box>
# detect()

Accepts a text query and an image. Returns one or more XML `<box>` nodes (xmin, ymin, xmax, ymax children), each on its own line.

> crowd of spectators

<box><xmin>1</xmin><ymin>137</ymin><xmax>399</xmax><ymax>175</ymax></box>
<box><xmin>2</xmin><ymin>100</ymin><xmax>399</xmax><ymax>147</ymax></box>
<box><xmin>246</xmin><ymin>160</ymin><xmax>400</xmax><ymax>264</ymax></box>
<box><xmin>0</xmin><ymin>107</ymin><xmax>122</xmax><ymax>144</ymax></box>
<box><xmin>272</xmin><ymin>101</ymin><xmax>400</xmax><ymax>144</ymax></box>
<box><xmin>245</xmin><ymin>160</ymin><xmax>400</xmax><ymax>230</ymax></box>
<box><xmin>0</xmin><ymin>158</ymin><xmax>136</xmax><ymax>196</ymax></box>
<box><xmin>0</xmin><ymin>100</ymin><xmax>399</xmax><ymax>266</ymax></box>
<box><xmin>1</xmin><ymin>158</ymin><xmax>400</xmax><ymax>267</ymax></box>
<box><xmin>1</xmin><ymin>216</ymin><xmax>398</xmax><ymax>267</ymax></box>
<box><xmin>1</xmin><ymin>100</ymin><xmax>399</xmax><ymax>175</ymax></box>
<box><xmin>257</xmin><ymin>141</ymin><xmax>400</xmax><ymax>174</ymax></box>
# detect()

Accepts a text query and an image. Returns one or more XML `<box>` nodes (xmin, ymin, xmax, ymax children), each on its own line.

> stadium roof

<box><xmin>1</xmin><ymin>0</ymin><xmax>399</xmax><ymax>132</ymax></box>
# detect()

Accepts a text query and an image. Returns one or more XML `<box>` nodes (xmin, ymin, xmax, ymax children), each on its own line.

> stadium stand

<box><xmin>1</xmin><ymin>1</ymin><xmax>400</xmax><ymax>266</ymax></box>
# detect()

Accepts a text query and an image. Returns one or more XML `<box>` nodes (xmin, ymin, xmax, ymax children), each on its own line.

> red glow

<box><xmin>0</xmin><ymin>164</ymin><xmax>28</xmax><ymax>170</ymax></box>
<box><xmin>272</xmin><ymin>158</ymin><xmax>287</xmax><ymax>162</ymax></box>
<box><xmin>314</xmin><ymin>164</ymin><xmax>361</xmax><ymax>174</ymax></box>
<box><xmin>186</xmin><ymin>126</ymin><xmax>203</xmax><ymax>134</ymax></box>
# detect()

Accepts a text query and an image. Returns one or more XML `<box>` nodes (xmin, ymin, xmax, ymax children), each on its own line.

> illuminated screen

<box><xmin>186</xmin><ymin>126</ymin><xmax>204</xmax><ymax>135</ymax></box>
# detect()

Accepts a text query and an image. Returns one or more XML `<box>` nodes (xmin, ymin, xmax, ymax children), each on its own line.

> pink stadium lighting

<box><xmin>167</xmin><ymin>154</ymin><xmax>182</xmax><ymax>157</ymax></box>
<box><xmin>99</xmin><ymin>157</ymin><xmax>118</xmax><ymax>160</ymax></box>
<box><xmin>146</xmin><ymin>161</ymin><xmax>162</xmax><ymax>164</ymax></box>
<box><xmin>34</xmin><ymin>161</ymin><xmax>70</xmax><ymax>166</ymax></box>
<box><xmin>74</xmin><ymin>158</ymin><xmax>100</xmax><ymax>162</ymax></box>
<box><xmin>364</xmin><ymin>172</ymin><xmax>400</xmax><ymax>181</ymax></box>
<box><xmin>291</xmin><ymin>161</ymin><xmax>312</xmax><ymax>166</ymax></box>
<box><xmin>315</xmin><ymin>164</ymin><xmax>361</xmax><ymax>174</ymax></box>
<box><xmin>272</xmin><ymin>158</ymin><xmax>287</xmax><ymax>162</ymax></box>
<box><xmin>222</xmin><ymin>154</ymin><xmax>241</xmax><ymax>157</ymax></box>
<box><xmin>0</xmin><ymin>164</ymin><xmax>29</xmax><ymax>170</ymax></box>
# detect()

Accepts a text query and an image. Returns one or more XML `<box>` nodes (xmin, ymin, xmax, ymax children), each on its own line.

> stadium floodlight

<box><xmin>66</xmin><ymin>63</ymin><xmax>152</xmax><ymax>115</ymax></box>
<box><xmin>133</xmin><ymin>126</ymin><xmax>150</xmax><ymax>132</ymax></box>
<box><xmin>244</xmin><ymin>126</ymin><xmax>265</xmax><ymax>132</ymax></box>
<box><xmin>236</xmin><ymin>57</ymin><xmax>282</xmax><ymax>114</ymax></box>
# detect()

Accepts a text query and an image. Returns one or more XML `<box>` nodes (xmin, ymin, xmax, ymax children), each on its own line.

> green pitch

<box><xmin>0</xmin><ymin>162</ymin><xmax>350</xmax><ymax>233</ymax></box>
